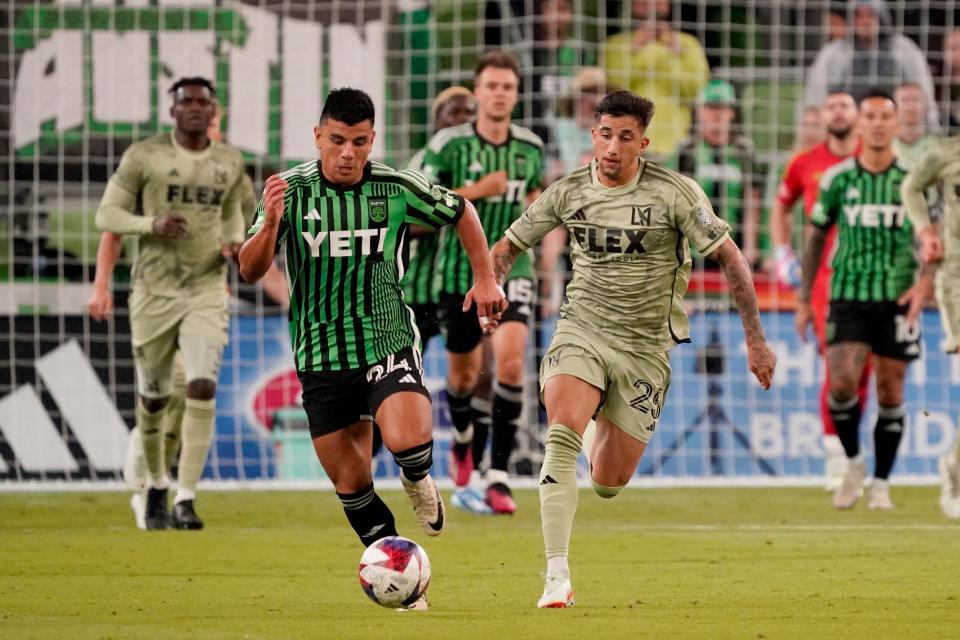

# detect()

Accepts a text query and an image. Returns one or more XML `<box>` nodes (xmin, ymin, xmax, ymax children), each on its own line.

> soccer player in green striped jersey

<box><xmin>798</xmin><ymin>87</ymin><xmax>935</xmax><ymax>512</ymax></box>
<box><xmin>420</xmin><ymin>52</ymin><xmax>545</xmax><ymax>514</ymax></box>
<box><xmin>489</xmin><ymin>90</ymin><xmax>776</xmax><ymax>608</ymax></box>
<box><xmin>403</xmin><ymin>87</ymin><xmax>477</xmax><ymax>347</ymax></box>
<box><xmin>901</xmin><ymin>133</ymin><xmax>960</xmax><ymax>519</ymax></box>
<box><xmin>239</xmin><ymin>90</ymin><xmax>505</xmax><ymax>585</ymax></box>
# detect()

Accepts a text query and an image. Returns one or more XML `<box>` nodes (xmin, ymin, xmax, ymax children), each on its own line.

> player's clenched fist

<box><xmin>747</xmin><ymin>340</ymin><xmax>777</xmax><ymax>390</ymax></box>
<box><xmin>463</xmin><ymin>279</ymin><xmax>508</xmax><ymax>331</ymax></box>
<box><xmin>263</xmin><ymin>175</ymin><xmax>289</xmax><ymax>224</ymax></box>
<box><xmin>152</xmin><ymin>214</ymin><xmax>188</xmax><ymax>239</ymax></box>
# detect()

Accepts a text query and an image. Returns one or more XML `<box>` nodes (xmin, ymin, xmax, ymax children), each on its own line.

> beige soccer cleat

<box><xmin>939</xmin><ymin>454</ymin><xmax>960</xmax><ymax>520</ymax></box>
<box><xmin>823</xmin><ymin>435</ymin><xmax>849</xmax><ymax>492</ymax></box>
<box><xmin>400</xmin><ymin>473</ymin><xmax>446</xmax><ymax>536</ymax></box>
<box><xmin>833</xmin><ymin>457</ymin><xmax>866</xmax><ymax>510</ymax></box>
<box><xmin>867</xmin><ymin>479</ymin><xmax>895</xmax><ymax>510</ymax></box>
<box><xmin>537</xmin><ymin>572</ymin><xmax>574</xmax><ymax>609</ymax></box>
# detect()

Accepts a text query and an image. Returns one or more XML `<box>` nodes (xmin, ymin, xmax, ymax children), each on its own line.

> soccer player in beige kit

<box><xmin>488</xmin><ymin>90</ymin><xmax>777</xmax><ymax>607</ymax></box>
<box><xmin>96</xmin><ymin>77</ymin><xmax>248</xmax><ymax>530</ymax></box>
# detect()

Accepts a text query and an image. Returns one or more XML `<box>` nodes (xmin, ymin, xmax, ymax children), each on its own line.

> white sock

<box><xmin>174</xmin><ymin>488</ymin><xmax>196</xmax><ymax>504</ymax></box>
<box><xmin>147</xmin><ymin>474</ymin><xmax>170</xmax><ymax>490</ymax></box>
<box><xmin>486</xmin><ymin>468</ymin><xmax>509</xmax><ymax>487</ymax></box>
<box><xmin>547</xmin><ymin>555</ymin><xmax>570</xmax><ymax>578</ymax></box>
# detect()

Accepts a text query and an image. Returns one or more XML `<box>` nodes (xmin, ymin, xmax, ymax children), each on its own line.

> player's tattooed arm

<box><xmin>798</xmin><ymin>224</ymin><xmax>827</xmax><ymax>304</ymax></box>
<box><xmin>490</xmin><ymin>236</ymin><xmax>525</xmax><ymax>287</ymax></box>
<box><xmin>711</xmin><ymin>237</ymin><xmax>776</xmax><ymax>389</ymax></box>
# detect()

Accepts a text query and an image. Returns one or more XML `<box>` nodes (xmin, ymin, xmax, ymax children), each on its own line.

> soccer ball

<box><xmin>358</xmin><ymin>536</ymin><xmax>431</xmax><ymax>608</ymax></box>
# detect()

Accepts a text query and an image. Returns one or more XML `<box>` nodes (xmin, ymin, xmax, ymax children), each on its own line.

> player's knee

<box><xmin>875</xmin><ymin>383</ymin><xmax>904</xmax><ymax>407</ymax></box>
<box><xmin>591</xmin><ymin>477</ymin><xmax>625</xmax><ymax>499</ymax></box>
<box><xmin>140</xmin><ymin>395</ymin><xmax>169</xmax><ymax>414</ymax></box>
<box><xmin>828</xmin><ymin>377</ymin><xmax>858</xmax><ymax>403</ymax></box>
<box><xmin>447</xmin><ymin>368</ymin><xmax>478</xmax><ymax>393</ymax></box>
<box><xmin>186</xmin><ymin>378</ymin><xmax>217</xmax><ymax>400</ymax></box>
<box><xmin>495</xmin><ymin>357</ymin><xmax>524</xmax><ymax>386</ymax></box>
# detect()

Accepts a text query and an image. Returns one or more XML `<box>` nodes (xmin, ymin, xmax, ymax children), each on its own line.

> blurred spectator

<box><xmin>894</xmin><ymin>82</ymin><xmax>940</xmax><ymax>217</ymax></box>
<box><xmin>530</xmin><ymin>0</ymin><xmax>597</xmax><ymax>145</ymax></box>
<box><xmin>676</xmin><ymin>80</ymin><xmax>761</xmax><ymax>266</ymax></box>
<box><xmin>602</xmin><ymin>0</ymin><xmax>709</xmax><ymax>159</ymax></box>
<box><xmin>943</xmin><ymin>28</ymin><xmax>960</xmax><ymax>131</ymax></box>
<box><xmin>547</xmin><ymin>67</ymin><xmax>607</xmax><ymax>181</ymax></box>
<box><xmin>803</xmin><ymin>0</ymin><xmax>939</xmax><ymax>131</ymax></box>
<box><xmin>825</xmin><ymin>4</ymin><xmax>848</xmax><ymax>42</ymax></box>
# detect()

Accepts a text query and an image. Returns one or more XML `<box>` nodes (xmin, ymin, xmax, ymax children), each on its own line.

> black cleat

<box><xmin>172</xmin><ymin>499</ymin><xmax>204</xmax><ymax>530</ymax></box>
<box><xmin>145</xmin><ymin>487</ymin><xmax>170</xmax><ymax>530</ymax></box>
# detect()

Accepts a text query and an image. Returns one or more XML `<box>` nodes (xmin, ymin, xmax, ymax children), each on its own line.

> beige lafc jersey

<box><xmin>96</xmin><ymin>132</ymin><xmax>247</xmax><ymax>296</ymax></box>
<box><xmin>506</xmin><ymin>158</ymin><xmax>731</xmax><ymax>352</ymax></box>
<box><xmin>903</xmin><ymin>135</ymin><xmax>960</xmax><ymax>273</ymax></box>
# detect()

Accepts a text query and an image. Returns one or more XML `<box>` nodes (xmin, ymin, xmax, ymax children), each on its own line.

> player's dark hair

<box><xmin>595</xmin><ymin>90</ymin><xmax>655</xmax><ymax>129</ymax></box>
<box><xmin>857</xmin><ymin>86</ymin><xmax>896</xmax><ymax>108</ymax></box>
<box><xmin>168</xmin><ymin>77</ymin><xmax>216</xmax><ymax>98</ymax></box>
<box><xmin>474</xmin><ymin>51</ymin><xmax>520</xmax><ymax>80</ymax></box>
<box><xmin>320</xmin><ymin>88</ymin><xmax>376</xmax><ymax>126</ymax></box>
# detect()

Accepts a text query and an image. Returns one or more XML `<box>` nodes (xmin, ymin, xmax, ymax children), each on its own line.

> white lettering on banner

<box><xmin>12</xmin><ymin>31</ymin><xmax>84</xmax><ymax>148</ymax></box>
<box><xmin>842</xmin><ymin>204</ymin><xmax>905</xmax><ymax>228</ymax></box>
<box><xmin>282</xmin><ymin>17</ymin><xmax>322</xmax><ymax>159</ymax></box>
<box><xmin>912</xmin><ymin>411</ymin><xmax>956</xmax><ymax>458</ymax></box>
<box><xmin>92</xmin><ymin>32</ymin><xmax>150</xmax><ymax>123</ymax></box>
<box><xmin>750</xmin><ymin>413</ymin><xmax>783</xmax><ymax>458</ymax></box>
<box><xmin>227</xmin><ymin>3</ymin><xmax>278</xmax><ymax>156</ymax></box>
<box><xmin>329</xmin><ymin>21</ymin><xmax>385</xmax><ymax>159</ymax></box>
<box><xmin>158</xmin><ymin>31</ymin><xmax>215</xmax><ymax>127</ymax></box>
<box><xmin>786</xmin><ymin>414</ymin><xmax>822</xmax><ymax>457</ymax></box>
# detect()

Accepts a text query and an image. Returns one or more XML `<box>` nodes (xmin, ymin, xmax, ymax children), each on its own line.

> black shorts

<box><xmin>297</xmin><ymin>347</ymin><xmax>431</xmax><ymax>438</ymax></box>
<box><xmin>408</xmin><ymin>302</ymin><xmax>441</xmax><ymax>346</ymax></box>
<box><xmin>826</xmin><ymin>300</ymin><xmax>921</xmax><ymax>361</ymax></box>
<box><xmin>437</xmin><ymin>277</ymin><xmax>536</xmax><ymax>353</ymax></box>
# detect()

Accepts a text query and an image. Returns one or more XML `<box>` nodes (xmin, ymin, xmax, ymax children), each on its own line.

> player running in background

<box><xmin>901</xmin><ymin>134</ymin><xmax>960</xmax><ymax>519</ymax></box>
<box><xmin>421</xmin><ymin>52</ymin><xmax>544</xmax><ymax>514</ymax></box>
<box><xmin>489</xmin><ymin>90</ymin><xmax>777</xmax><ymax>608</ymax></box>
<box><xmin>96</xmin><ymin>77</ymin><xmax>248</xmax><ymax>530</ymax></box>
<box><xmin>770</xmin><ymin>90</ymin><xmax>863</xmax><ymax>490</ymax></box>
<box><xmin>239</xmin><ymin>90</ymin><xmax>504</xmax><ymax>600</ymax></box>
<box><xmin>91</xmin><ymin>99</ymin><xmax>286</xmax><ymax>529</ymax></box>
<box><xmin>797</xmin><ymin>87</ymin><xmax>934</xmax><ymax>511</ymax></box>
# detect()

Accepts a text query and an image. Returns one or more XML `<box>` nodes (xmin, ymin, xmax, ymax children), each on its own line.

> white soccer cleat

<box><xmin>823</xmin><ymin>435</ymin><xmax>848</xmax><ymax>492</ymax></box>
<box><xmin>833</xmin><ymin>457</ymin><xmax>866</xmax><ymax>510</ymax></box>
<box><xmin>939</xmin><ymin>454</ymin><xmax>960</xmax><ymax>520</ymax></box>
<box><xmin>867</xmin><ymin>479</ymin><xmax>895</xmax><ymax>510</ymax></box>
<box><xmin>400</xmin><ymin>473</ymin><xmax>446</xmax><ymax>537</ymax></box>
<box><xmin>130</xmin><ymin>492</ymin><xmax>147</xmax><ymax>530</ymax></box>
<box><xmin>537</xmin><ymin>571</ymin><xmax>574</xmax><ymax>609</ymax></box>
<box><xmin>396</xmin><ymin>594</ymin><xmax>429</xmax><ymax>612</ymax></box>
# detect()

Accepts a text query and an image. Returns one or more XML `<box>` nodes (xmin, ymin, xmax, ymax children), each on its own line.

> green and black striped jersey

<box><xmin>810</xmin><ymin>157</ymin><xmax>916</xmax><ymax>302</ymax></box>
<box><xmin>400</xmin><ymin>147</ymin><xmax>441</xmax><ymax>306</ymax></box>
<box><xmin>248</xmin><ymin>160</ymin><xmax>464</xmax><ymax>371</ymax></box>
<box><xmin>421</xmin><ymin>122</ymin><xmax>543</xmax><ymax>296</ymax></box>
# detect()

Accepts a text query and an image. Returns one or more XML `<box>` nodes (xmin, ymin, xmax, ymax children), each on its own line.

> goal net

<box><xmin>1</xmin><ymin>0</ymin><xmax>958</xmax><ymax>486</ymax></box>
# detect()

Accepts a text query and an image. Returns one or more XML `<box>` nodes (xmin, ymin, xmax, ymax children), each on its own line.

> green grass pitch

<box><xmin>2</xmin><ymin>487</ymin><xmax>958</xmax><ymax>639</ymax></box>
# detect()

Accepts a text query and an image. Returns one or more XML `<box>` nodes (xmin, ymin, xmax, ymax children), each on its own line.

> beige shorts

<box><xmin>937</xmin><ymin>269</ymin><xmax>960</xmax><ymax>353</ymax></box>
<box><xmin>540</xmin><ymin>325</ymin><xmax>672</xmax><ymax>443</ymax></box>
<box><xmin>130</xmin><ymin>287</ymin><xmax>229</xmax><ymax>397</ymax></box>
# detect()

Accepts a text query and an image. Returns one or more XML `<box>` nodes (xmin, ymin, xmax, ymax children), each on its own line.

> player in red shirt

<box><xmin>771</xmin><ymin>90</ymin><xmax>868</xmax><ymax>490</ymax></box>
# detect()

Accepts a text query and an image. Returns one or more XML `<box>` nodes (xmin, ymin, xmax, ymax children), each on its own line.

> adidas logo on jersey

<box><xmin>301</xmin><ymin>228</ymin><xmax>386</xmax><ymax>258</ymax></box>
<box><xmin>167</xmin><ymin>168</ymin><xmax>179</xmax><ymax>177</ymax></box>
<box><xmin>398</xmin><ymin>374</ymin><xmax>418</xmax><ymax>384</ymax></box>
<box><xmin>569</xmin><ymin>209</ymin><xmax>587</xmax><ymax>222</ymax></box>
<box><xmin>468</xmin><ymin>161</ymin><xmax>484</xmax><ymax>174</ymax></box>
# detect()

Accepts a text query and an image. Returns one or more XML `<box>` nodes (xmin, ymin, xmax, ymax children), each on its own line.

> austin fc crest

<box><xmin>369</xmin><ymin>198</ymin><xmax>387</xmax><ymax>223</ymax></box>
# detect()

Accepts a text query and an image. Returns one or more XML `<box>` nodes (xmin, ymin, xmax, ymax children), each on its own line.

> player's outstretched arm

<box><xmin>458</xmin><ymin>199</ymin><xmax>507</xmax><ymax>322</ymax></box>
<box><xmin>239</xmin><ymin>175</ymin><xmax>287</xmax><ymax>283</ymax></box>
<box><xmin>88</xmin><ymin>231</ymin><xmax>124</xmax><ymax>321</ymax></box>
<box><xmin>902</xmin><ymin>166</ymin><xmax>944</xmax><ymax>264</ymax></box>
<box><xmin>709</xmin><ymin>237</ymin><xmax>777</xmax><ymax>390</ymax></box>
